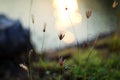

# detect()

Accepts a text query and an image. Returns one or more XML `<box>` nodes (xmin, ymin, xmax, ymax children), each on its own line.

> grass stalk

<box><xmin>58</xmin><ymin>40</ymin><xmax>61</xmax><ymax>52</ymax></box>
<box><xmin>87</xmin><ymin>19</ymin><xmax>88</xmax><ymax>43</ymax></box>
<box><xmin>41</xmin><ymin>23</ymin><xmax>46</xmax><ymax>53</ymax></box>
<box><xmin>66</xmin><ymin>10</ymin><xmax>80</xmax><ymax>55</ymax></box>
<box><xmin>58</xmin><ymin>32</ymin><xmax>65</xmax><ymax>52</ymax></box>
<box><xmin>28</xmin><ymin>50</ymin><xmax>33</xmax><ymax>80</ymax></box>
<box><xmin>41</xmin><ymin>32</ymin><xmax>45</xmax><ymax>52</ymax></box>
<box><xmin>86</xmin><ymin>34</ymin><xmax>99</xmax><ymax>62</ymax></box>
<box><xmin>28</xmin><ymin>0</ymin><xmax>33</xmax><ymax>27</ymax></box>
<box><xmin>27</xmin><ymin>1</ymin><xmax>33</xmax><ymax>79</ymax></box>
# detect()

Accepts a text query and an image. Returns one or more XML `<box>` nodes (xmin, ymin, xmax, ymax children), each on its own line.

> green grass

<box><xmin>30</xmin><ymin>32</ymin><xmax>120</xmax><ymax>80</ymax></box>
<box><xmin>32</xmin><ymin>52</ymin><xmax>120</xmax><ymax>80</ymax></box>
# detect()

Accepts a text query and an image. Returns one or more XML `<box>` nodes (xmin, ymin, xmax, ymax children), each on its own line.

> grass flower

<box><xmin>58</xmin><ymin>31</ymin><xmax>65</xmax><ymax>55</ymax></box>
<box><xmin>65</xmin><ymin>7</ymin><xmax>68</xmax><ymax>11</ymax></box>
<box><xmin>31</xmin><ymin>14</ymin><xmax>34</xmax><ymax>24</ymax></box>
<box><xmin>112</xmin><ymin>0</ymin><xmax>118</xmax><ymax>8</ymax></box>
<box><xmin>58</xmin><ymin>56</ymin><xmax>65</xmax><ymax>76</ymax></box>
<box><xmin>58</xmin><ymin>32</ymin><xmax>65</xmax><ymax>40</ymax></box>
<box><xmin>19</xmin><ymin>64</ymin><xmax>28</xmax><ymax>72</ymax></box>
<box><xmin>43</xmin><ymin>23</ymin><xmax>46</xmax><ymax>32</ymax></box>
<box><xmin>58</xmin><ymin>56</ymin><xmax>65</xmax><ymax>67</ymax></box>
<box><xmin>86</xmin><ymin>10</ymin><xmax>92</xmax><ymax>19</ymax></box>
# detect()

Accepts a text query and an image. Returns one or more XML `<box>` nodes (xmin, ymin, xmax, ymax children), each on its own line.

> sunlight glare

<box><xmin>53</xmin><ymin>0</ymin><xmax>82</xmax><ymax>31</ymax></box>
<box><xmin>63</xmin><ymin>31</ymin><xmax>75</xmax><ymax>44</ymax></box>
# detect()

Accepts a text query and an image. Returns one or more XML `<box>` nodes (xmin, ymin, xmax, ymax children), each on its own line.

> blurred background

<box><xmin>0</xmin><ymin>0</ymin><xmax>120</xmax><ymax>80</ymax></box>
<box><xmin>0</xmin><ymin>0</ymin><xmax>119</xmax><ymax>53</ymax></box>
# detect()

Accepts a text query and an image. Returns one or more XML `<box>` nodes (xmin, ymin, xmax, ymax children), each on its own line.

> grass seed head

<box><xmin>29</xmin><ymin>49</ymin><xmax>33</xmax><ymax>57</ymax></box>
<box><xmin>86</xmin><ymin>10</ymin><xmax>92</xmax><ymax>19</ymax></box>
<box><xmin>58</xmin><ymin>56</ymin><xmax>65</xmax><ymax>67</ymax></box>
<box><xmin>31</xmin><ymin>14</ymin><xmax>34</xmax><ymax>24</ymax></box>
<box><xmin>58</xmin><ymin>32</ymin><xmax>65</xmax><ymax>40</ymax></box>
<box><xmin>65</xmin><ymin>7</ymin><xmax>68</xmax><ymax>11</ymax></box>
<box><xmin>43</xmin><ymin>23</ymin><xmax>46</xmax><ymax>32</ymax></box>
<box><xmin>19</xmin><ymin>64</ymin><xmax>28</xmax><ymax>72</ymax></box>
<box><xmin>112</xmin><ymin>0</ymin><xmax>118</xmax><ymax>8</ymax></box>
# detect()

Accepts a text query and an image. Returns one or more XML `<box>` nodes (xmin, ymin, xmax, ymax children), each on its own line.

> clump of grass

<box><xmin>58</xmin><ymin>56</ymin><xmax>65</xmax><ymax>67</ymax></box>
<box><xmin>21</xmin><ymin>1</ymin><xmax>120</xmax><ymax>80</ymax></box>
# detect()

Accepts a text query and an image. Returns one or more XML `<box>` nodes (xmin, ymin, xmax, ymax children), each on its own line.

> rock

<box><xmin>0</xmin><ymin>14</ymin><xmax>32</xmax><ymax>59</ymax></box>
<box><xmin>0</xmin><ymin>14</ymin><xmax>32</xmax><ymax>79</ymax></box>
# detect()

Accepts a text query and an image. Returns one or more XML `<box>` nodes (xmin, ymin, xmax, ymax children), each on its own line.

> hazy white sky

<box><xmin>0</xmin><ymin>0</ymin><xmax>116</xmax><ymax>52</ymax></box>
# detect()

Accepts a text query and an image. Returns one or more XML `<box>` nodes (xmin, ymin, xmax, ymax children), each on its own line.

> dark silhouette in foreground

<box><xmin>0</xmin><ymin>14</ymin><xmax>32</xmax><ymax>80</ymax></box>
